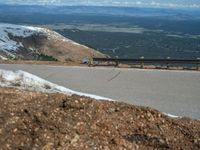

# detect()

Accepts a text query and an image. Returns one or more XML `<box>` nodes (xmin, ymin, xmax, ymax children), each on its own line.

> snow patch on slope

<box><xmin>0</xmin><ymin>55</ymin><xmax>8</xmax><ymax>60</ymax></box>
<box><xmin>0</xmin><ymin>69</ymin><xmax>112</xmax><ymax>100</ymax></box>
<box><xmin>0</xmin><ymin>23</ymin><xmax>42</xmax><ymax>52</ymax></box>
<box><xmin>0</xmin><ymin>23</ymin><xmax>91</xmax><ymax>57</ymax></box>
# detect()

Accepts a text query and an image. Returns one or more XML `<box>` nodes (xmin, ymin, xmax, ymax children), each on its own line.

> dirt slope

<box><xmin>0</xmin><ymin>87</ymin><xmax>200</xmax><ymax>150</ymax></box>
<box><xmin>0</xmin><ymin>23</ymin><xmax>106</xmax><ymax>62</ymax></box>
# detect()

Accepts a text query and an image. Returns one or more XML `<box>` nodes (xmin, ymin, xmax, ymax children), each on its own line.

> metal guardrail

<box><xmin>91</xmin><ymin>58</ymin><xmax>200</xmax><ymax>70</ymax></box>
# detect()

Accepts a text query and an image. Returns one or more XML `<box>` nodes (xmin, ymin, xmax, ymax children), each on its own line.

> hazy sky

<box><xmin>1</xmin><ymin>0</ymin><xmax>200</xmax><ymax>8</ymax></box>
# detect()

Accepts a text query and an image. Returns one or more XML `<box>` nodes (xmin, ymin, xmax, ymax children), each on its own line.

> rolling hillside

<box><xmin>0</xmin><ymin>23</ymin><xmax>106</xmax><ymax>62</ymax></box>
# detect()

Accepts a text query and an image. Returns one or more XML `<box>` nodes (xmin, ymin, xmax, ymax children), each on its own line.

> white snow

<box><xmin>0</xmin><ymin>23</ymin><xmax>43</xmax><ymax>52</ymax></box>
<box><xmin>0</xmin><ymin>69</ymin><xmax>112</xmax><ymax>100</ymax></box>
<box><xmin>164</xmin><ymin>113</ymin><xmax>180</xmax><ymax>118</ymax></box>
<box><xmin>0</xmin><ymin>23</ymin><xmax>43</xmax><ymax>57</ymax></box>
<box><xmin>0</xmin><ymin>55</ymin><xmax>8</xmax><ymax>60</ymax></box>
<box><xmin>0</xmin><ymin>23</ymin><xmax>91</xmax><ymax>58</ymax></box>
<box><xmin>0</xmin><ymin>69</ymin><xmax>185</xmax><ymax>118</ymax></box>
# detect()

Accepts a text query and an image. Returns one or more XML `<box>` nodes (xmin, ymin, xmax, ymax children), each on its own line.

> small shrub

<box><xmin>44</xmin><ymin>84</ymin><xmax>51</xmax><ymax>90</ymax></box>
<box><xmin>37</xmin><ymin>54</ymin><xmax>58</xmax><ymax>61</ymax></box>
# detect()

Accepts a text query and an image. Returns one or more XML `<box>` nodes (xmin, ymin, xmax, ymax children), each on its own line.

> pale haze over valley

<box><xmin>1</xmin><ymin>0</ymin><xmax>200</xmax><ymax>8</ymax></box>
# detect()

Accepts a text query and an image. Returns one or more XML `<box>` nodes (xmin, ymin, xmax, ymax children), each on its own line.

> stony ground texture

<box><xmin>0</xmin><ymin>87</ymin><xmax>200</xmax><ymax>150</ymax></box>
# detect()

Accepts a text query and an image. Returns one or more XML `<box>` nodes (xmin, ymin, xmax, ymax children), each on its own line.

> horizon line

<box><xmin>0</xmin><ymin>4</ymin><xmax>199</xmax><ymax>10</ymax></box>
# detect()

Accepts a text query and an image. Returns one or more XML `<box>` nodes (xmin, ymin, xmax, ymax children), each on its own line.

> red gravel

<box><xmin>0</xmin><ymin>87</ymin><xmax>200</xmax><ymax>150</ymax></box>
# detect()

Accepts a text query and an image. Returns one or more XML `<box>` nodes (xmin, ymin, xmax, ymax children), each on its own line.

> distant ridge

<box><xmin>0</xmin><ymin>23</ymin><xmax>106</xmax><ymax>62</ymax></box>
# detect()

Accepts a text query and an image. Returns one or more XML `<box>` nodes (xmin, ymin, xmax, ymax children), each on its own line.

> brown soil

<box><xmin>1</xmin><ymin>28</ymin><xmax>106</xmax><ymax>63</ymax></box>
<box><xmin>0</xmin><ymin>60</ymin><xmax>86</xmax><ymax>66</ymax></box>
<box><xmin>0</xmin><ymin>87</ymin><xmax>200</xmax><ymax>150</ymax></box>
<box><xmin>0</xmin><ymin>60</ymin><xmax>198</xmax><ymax>72</ymax></box>
<box><xmin>39</xmin><ymin>32</ymin><xmax>106</xmax><ymax>62</ymax></box>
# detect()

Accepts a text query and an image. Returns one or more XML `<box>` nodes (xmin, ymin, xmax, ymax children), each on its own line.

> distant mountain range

<box><xmin>0</xmin><ymin>23</ymin><xmax>105</xmax><ymax>62</ymax></box>
<box><xmin>0</xmin><ymin>5</ymin><xmax>200</xmax><ymax>20</ymax></box>
<box><xmin>0</xmin><ymin>5</ymin><xmax>199</xmax><ymax>60</ymax></box>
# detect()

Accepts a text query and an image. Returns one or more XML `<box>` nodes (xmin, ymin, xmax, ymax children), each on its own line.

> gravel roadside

<box><xmin>0</xmin><ymin>87</ymin><xmax>200</xmax><ymax>149</ymax></box>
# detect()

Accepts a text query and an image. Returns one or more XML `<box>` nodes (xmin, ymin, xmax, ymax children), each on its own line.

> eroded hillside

<box><xmin>0</xmin><ymin>23</ymin><xmax>105</xmax><ymax>62</ymax></box>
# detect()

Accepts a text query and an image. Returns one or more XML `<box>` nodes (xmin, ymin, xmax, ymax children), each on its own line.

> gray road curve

<box><xmin>0</xmin><ymin>64</ymin><xmax>200</xmax><ymax>119</ymax></box>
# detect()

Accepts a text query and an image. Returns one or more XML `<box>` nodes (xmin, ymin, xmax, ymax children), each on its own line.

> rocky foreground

<box><xmin>0</xmin><ymin>87</ymin><xmax>200</xmax><ymax>150</ymax></box>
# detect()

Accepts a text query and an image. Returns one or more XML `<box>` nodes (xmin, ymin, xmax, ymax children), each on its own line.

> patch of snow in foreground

<box><xmin>0</xmin><ymin>69</ymin><xmax>112</xmax><ymax>101</ymax></box>
<box><xmin>164</xmin><ymin>113</ymin><xmax>180</xmax><ymax>118</ymax></box>
<box><xmin>0</xmin><ymin>69</ymin><xmax>182</xmax><ymax>118</ymax></box>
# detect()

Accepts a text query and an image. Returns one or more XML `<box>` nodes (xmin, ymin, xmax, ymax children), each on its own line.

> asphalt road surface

<box><xmin>0</xmin><ymin>64</ymin><xmax>200</xmax><ymax>119</ymax></box>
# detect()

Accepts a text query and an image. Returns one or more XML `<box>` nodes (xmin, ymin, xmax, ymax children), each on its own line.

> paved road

<box><xmin>0</xmin><ymin>64</ymin><xmax>200</xmax><ymax>119</ymax></box>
